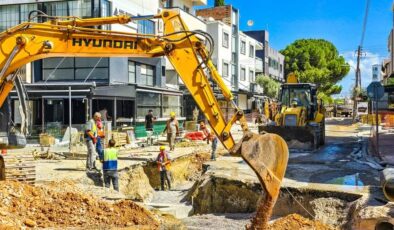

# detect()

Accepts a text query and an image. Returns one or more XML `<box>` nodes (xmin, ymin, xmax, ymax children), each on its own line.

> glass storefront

<box><xmin>136</xmin><ymin>92</ymin><xmax>182</xmax><ymax>119</ymax></box>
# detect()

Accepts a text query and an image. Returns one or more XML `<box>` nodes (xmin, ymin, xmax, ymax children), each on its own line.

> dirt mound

<box><xmin>268</xmin><ymin>214</ymin><xmax>334</xmax><ymax>230</ymax></box>
<box><xmin>0</xmin><ymin>180</ymin><xmax>159</xmax><ymax>229</ymax></box>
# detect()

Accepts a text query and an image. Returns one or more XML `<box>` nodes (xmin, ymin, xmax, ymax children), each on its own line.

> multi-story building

<box><xmin>244</xmin><ymin>30</ymin><xmax>285</xmax><ymax>82</ymax></box>
<box><xmin>382</xmin><ymin>3</ymin><xmax>394</xmax><ymax>84</ymax></box>
<box><xmin>194</xmin><ymin>5</ymin><xmax>266</xmax><ymax>119</ymax></box>
<box><xmin>1</xmin><ymin>0</ymin><xmax>187</xmax><ymax>138</ymax></box>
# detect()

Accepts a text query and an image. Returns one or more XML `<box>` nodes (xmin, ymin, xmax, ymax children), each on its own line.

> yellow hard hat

<box><xmin>160</xmin><ymin>146</ymin><xmax>166</xmax><ymax>151</ymax></box>
<box><xmin>170</xmin><ymin>112</ymin><xmax>176</xmax><ymax>118</ymax></box>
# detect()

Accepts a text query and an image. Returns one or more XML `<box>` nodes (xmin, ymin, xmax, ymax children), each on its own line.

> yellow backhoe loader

<box><xmin>0</xmin><ymin>9</ymin><xmax>289</xmax><ymax>228</ymax></box>
<box><xmin>259</xmin><ymin>74</ymin><xmax>325</xmax><ymax>150</ymax></box>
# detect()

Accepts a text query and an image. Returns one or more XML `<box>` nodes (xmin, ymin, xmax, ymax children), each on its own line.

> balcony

<box><xmin>179</xmin><ymin>8</ymin><xmax>207</xmax><ymax>31</ymax></box>
<box><xmin>255</xmin><ymin>57</ymin><xmax>263</xmax><ymax>72</ymax></box>
<box><xmin>192</xmin><ymin>0</ymin><xmax>207</xmax><ymax>6</ymax></box>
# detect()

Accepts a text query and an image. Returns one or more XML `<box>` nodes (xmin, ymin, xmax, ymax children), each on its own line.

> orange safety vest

<box><xmin>157</xmin><ymin>152</ymin><xmax>171</xmax><ymax>171</ymax></box>
<box><xmin>201</xmin><ymin>127</ymin><xmax>215</xmax><ymax>141</ymax></box>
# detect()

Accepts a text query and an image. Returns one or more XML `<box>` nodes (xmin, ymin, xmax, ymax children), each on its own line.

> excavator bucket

<box><xmin>231</xmin><ymin>131</ymin><xmax>289</xmax><ymax>229</ymax></box>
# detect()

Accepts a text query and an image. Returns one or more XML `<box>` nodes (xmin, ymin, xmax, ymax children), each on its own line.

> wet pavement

<box><xmin>285</xmin><ymin>118</ymin><xmax>381</xmax><ymax>193</ymax></box>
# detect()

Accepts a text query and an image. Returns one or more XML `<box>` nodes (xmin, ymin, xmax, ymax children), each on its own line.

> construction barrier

<box><xmin>384</xmin><ymin>114</ymin><xmax>394</xmax><ymax>128</ymax></box>
<box><xmin>360</xmin><ymin>114</ymin><xmax>381</xmax><ymax>125</ymax></box>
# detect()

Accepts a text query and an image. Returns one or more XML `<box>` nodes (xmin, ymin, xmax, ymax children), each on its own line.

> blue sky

<box><xmin>202</xmin><ymin>0</ymin><xmax>393</xmax><ymax>97</ymax></box>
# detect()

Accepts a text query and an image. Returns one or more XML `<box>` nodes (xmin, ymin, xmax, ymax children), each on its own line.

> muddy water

<box><xmin>325</xmin><ymin>173</ymin><xmax>364</xmax><ymax>186</ymax></box>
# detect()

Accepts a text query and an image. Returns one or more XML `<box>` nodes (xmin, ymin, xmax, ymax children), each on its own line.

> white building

<box><xmin>372</xmin><ymin>64</ymin><xmax>382</xmax><ymax>82</ymax></box>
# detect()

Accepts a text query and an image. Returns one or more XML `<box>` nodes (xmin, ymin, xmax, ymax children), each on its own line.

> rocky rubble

<box><xmin>268</xmin><ymin>214</ymin><xmax>335</xmax><ymax>230</ymax></box>
<box><xmin>0</xmin><ymin>180</ymin><xmax>159</xmax><ymax>229</ymax></box>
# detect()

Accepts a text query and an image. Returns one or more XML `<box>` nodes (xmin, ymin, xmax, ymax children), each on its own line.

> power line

<box><xmin>353</xmin><ymin>0</ymin><xmax>371</xmax><ymax>121</ymax></box>
<box><xmin>360</xmin><ymin>0</ymin><xmax>371</xmax><ymax>46</ymax></box>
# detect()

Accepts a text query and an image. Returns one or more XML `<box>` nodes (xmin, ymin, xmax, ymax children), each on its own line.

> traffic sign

<box><xmin>367</xmin><ymin>82</ymin><xmax>384</xmax><ymax>100</ymax></box>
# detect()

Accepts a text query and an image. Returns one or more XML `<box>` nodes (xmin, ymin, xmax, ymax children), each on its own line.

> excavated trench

<box><xmin>116</xmin><ymin>149</ymin><xmax>211</xmax><ymax>202</ymax></box>
<box><xmin>185</xmin><ymin>173</ymin><xmax>363</xmax><ymax>229</ymax></box>
<box><xmin>117</xmin><ymin>151</ymin><xmax>393</xmax><ymax>230</ymax></box>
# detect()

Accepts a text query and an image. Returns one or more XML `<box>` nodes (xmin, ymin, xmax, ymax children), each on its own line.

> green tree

<box><xmin>255</xmin><ymin>75</ymin><xmax>280</xmax><ymax>98</ymax></box>
<box><xmin>280</xmin><ymin>39</ymin><xmax>349</xmax><ymax>96</ymax></box>
<box><xmin>214</xmin><ymin>0</ymin><xmax>225</xmax><ymax>6</ymax></box>
<box><xmin>386</xmin><ymin>78</ymin><xmax>394</xmax><ymax>85</ymax></box>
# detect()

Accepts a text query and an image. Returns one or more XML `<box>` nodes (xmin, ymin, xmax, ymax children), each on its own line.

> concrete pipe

<box><xmin>380</xmin><ymin>168</ymin><xmax>394</xmax><ymax>201</ymax></box>
<box><xmin>375</xmin><ymin>221</ymin><xmax>394</xmax><ymax>230</ymax></box>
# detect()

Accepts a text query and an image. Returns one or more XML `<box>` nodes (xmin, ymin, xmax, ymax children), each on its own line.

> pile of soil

<box><xmin>268</xmin><ymin>214</ymin><xmax>334</xmax><ymax>230</ymax></box>
<box><xmin>0</xmin><ymin>180</ymin><xmax>159</xmax><ymax>229</ymax></box>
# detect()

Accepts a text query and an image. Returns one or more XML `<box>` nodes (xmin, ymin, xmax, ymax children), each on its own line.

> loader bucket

<box><xmin>231</xmin><ymin>131</ymin><xmax>289</xmax><ymax>229</ymax></box>
<box><xmin>258</xmin><ymin>125</ymin><xmax>319</xmax><ymax>149</ymax></box>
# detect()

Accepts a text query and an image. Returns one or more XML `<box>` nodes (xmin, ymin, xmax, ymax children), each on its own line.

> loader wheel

<box><xmin>0</xmin><ymin>155</ymin><xmax>5</xmax><ymax>181</ymax></box>
<box><xmin>313</xmin><ymin>131</ymin><xmax>319</xmax><ymax>150</ymax></box>
<box><xmin>319</xmin><ymin>119</ymin><xmax>325</xmax><ymax>145</ymax></box>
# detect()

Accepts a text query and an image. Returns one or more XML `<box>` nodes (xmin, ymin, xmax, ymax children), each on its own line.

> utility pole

<box><xmin>353</xmin><ymin>46</ymin><xmax>362</xmax><ymax>121</ymax></box>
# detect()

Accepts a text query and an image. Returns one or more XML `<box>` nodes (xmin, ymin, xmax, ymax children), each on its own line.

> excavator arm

<box><xmin>0</xmin><ymin>9</ymin><xmax>288</xmax><ymax>228</ymax></box>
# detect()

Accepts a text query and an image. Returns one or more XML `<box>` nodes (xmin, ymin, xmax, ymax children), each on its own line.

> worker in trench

<box><xmin>163</xmin><ymin>112</ymin><xmax>179</xmax><ymax>151</ymax></box>
<box><xmin>101</xmin><ymin>139</ymin><xmax>119</xmax><ymax>191</ymax></box>
<box><xmin>84</xmin><ymin>112</ymin><xmax>101</xmax><ymax>171</ymax></box>
<box><xmin>156</xmin><ymin>146</ymin><xmax>172</xmax><ymax>191</ymax></box>
<box><xmin>199</xmin><ymin>121</ymin><xmax>218</xmax><ymax>161</ymax></box>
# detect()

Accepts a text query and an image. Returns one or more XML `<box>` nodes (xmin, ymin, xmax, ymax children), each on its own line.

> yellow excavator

<box><xmin>0</xmin><ymin>9</ymin><xmax>288</xmax><ymax>228</ymax></box>
<box><xmin>259</xmin><ymin>74</ymin><xmax>325</xmax><ymax>149</ymax></box>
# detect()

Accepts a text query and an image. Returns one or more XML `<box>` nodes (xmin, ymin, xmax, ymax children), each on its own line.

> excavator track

<box><xmin>1</xmin><ymin>154</ymin><xmax>35</xmax><ymax>184</ymax></box>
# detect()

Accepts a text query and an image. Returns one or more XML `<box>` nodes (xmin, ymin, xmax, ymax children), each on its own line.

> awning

<box><xmin>136</xmin><ymin>85</ymin><xmax>183</xmax><ymax>96</ymax></box>
<box><xmin>91</xmin><ymin>84</ymin><xmax>136</xmax><ymax>98</ymax></box>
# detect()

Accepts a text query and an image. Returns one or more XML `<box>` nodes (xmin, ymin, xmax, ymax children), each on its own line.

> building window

<box><xmin>222</xmin><ymin>62</ymin><xmax>229</xmax><ymax>77</ymax></box>
<box><xmin>232</xmin><ymin>25</ymin><xmax>237</xmax><ymax>34</ymax></box>
<box><xmin>20</xmin><ymin>4</ymin><xmax>38</xmax><ymax>22</ymax></box>
<box><xmin>249</xmin><ymin>44</ymin><xmax>254</xmax><ymax>58</ymax></box>
<box><xmin>241</xmin><ymin>67</ymin><xmax>246</xmax><ymax>81</ymax></box>
<box><xmin>163</xmin><ymin>95</ymin><xmax>182</xmax><ymax>118</ymax></box>
<box><xmin>249</xmin><ymin>70</ymin><xmax>254</xmax><ymax>82</ymax></box>
<box><xmin>138</xmin><ymin>20</ymin><xmax>155</xmax><ymax>34</ymax></box>
<box><xmin>100</xmin><ymin>0</ymin><xmax>110</xmax><ymax>29</ymax></box>
<box><xmin>137</xmin><ymin>92</ymin><xmax>161</xmax><ymax>119</ymax></box>
<box><xmin>128</xmin><ymin>61</ymin><xmax>136</xmax><ymax>83</ymax></box>
<box><xmin>241</xmin><ymin>41</ymin><xmax>246</xmax><ymax>55</ymax></box>
<box><xmin>42</xmin><ymin>57</ymin><xmax>109</xmax><ymax>81</ymax></box>
<box><xmin>164</xmin><ymin>0</ymin><xmax>173</xmax><ymax>8</ymax></box>
<box><xmin>183</xmin><ymin>5</ymin><xmax>190</xmax><ymax>13</ymax></box>
<box><xmin>0</xmin><ymin>5</ymin><xmax>19</xmax><ymax>31</ymax></box>
<box><xmin>139</xmin><ymin>64</ymin><xmax>155</xmax><ymax>86</ymax></box>
<box><xmin>231</xmin><ymin>64</ymin><xmax>237</xmax><ymax>87</ymax></box>
<box><xmin>0</xmin><ymin>0</ymin><xmax>111</xmax><ymax>31</ymax></box>
<box><xmin>280</xmin><ymin>64</ymin><xmax>283</xmax><ymax>73</ymax></box>
<box><xmin>223</xmin><ymin>32</ymin><xmax>229</xmax><ymax>48</ymax></box>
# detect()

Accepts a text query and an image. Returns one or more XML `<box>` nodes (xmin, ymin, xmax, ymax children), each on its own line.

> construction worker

<box><xmin>145</xmin><ymin>109</ymin><xmax>156</xmax><ymax>146</ymax></box>
<box><xmin>163</xmin><ymin>112</ymin><xmax>179</xmax><ymax>151</ymax></box>
<box><xmin>85</xmin><ymin>112</ymin><xmax>101</xmax><ymax>171</ymax></box>
<box><xmin>96</xmin><ymin>116</ymin><xmax>105</xmax><ymax>161</ymax></box>
<box><xmin>200</xmin><ymin>121</ymin><xmax>218</xmax><ymax>161</ymax></box>
<box><xmin>102</xmin><ymin>139</ymin><xmax>119</xmax><ymax>191</ymax></box>
<box><xmin>156</xmin><ymin>146</ymin><xmax>171</xmax><ymax>191</ymax></box>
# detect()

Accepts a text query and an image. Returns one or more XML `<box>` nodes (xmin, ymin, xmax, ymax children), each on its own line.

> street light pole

<box><xmin>353</xmin><ymin>46</ymin><xmax>363</xmax><ymax>122</ymax></box>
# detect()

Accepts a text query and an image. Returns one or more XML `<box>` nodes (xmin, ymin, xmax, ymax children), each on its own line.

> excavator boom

<box><xmin>0</xmin><ymin>9</ymin><xmax>288</xmax><ymax>228</ymax></box>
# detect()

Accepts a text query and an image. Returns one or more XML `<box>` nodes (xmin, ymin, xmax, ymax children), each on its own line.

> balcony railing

<box><xmin>255</xmin><ymin>57</ymin><xmax>263</xmax><ymax>71</ymax></box>
<box><xmin>192</xmin><ymin>0</ymin><xmax>207</xmax><ymax>6</ymax></box>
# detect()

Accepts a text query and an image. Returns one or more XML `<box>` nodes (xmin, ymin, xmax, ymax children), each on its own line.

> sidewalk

<box><xmin>371</xmin><ymin>127</ymin><xmax>394</xmax><ymax>165</ymax></box>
